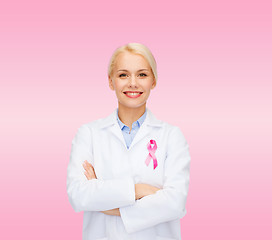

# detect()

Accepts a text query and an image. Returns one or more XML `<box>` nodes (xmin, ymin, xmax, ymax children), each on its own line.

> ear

<box><xmin>151</xmin><ymin>78</ymin><xmax>156</xmax><ymax>89</ymax></box>
<box><xmin>108</xmin><ymin>75</ymin><xmax>114</xmax><ymax>90</ymax></box>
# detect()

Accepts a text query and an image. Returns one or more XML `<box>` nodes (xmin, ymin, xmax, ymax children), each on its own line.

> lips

<box><xmin>124</xmin><ymin>91</ymin><xmax>143</xmax><ymax>98</ymax></box>
<box><xmin>124</xmin><ymin>91</ymin><xmax>143</xmax><ymax>94</ymax></box>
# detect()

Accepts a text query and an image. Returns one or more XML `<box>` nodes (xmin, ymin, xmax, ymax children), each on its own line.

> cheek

<box><xmin>142</xmin><ymin>82</ymin><xmax>154</xmax><ymax>91</ymax></box>
<box><xmin>114</xmin><ymin>80</ymin><xmax>125</xmax><ymax>91</ymax></box>
<box><xmin>116</xmin><ymin>83</ymin><xmax>124</xmax><ymax>92</ymax></box>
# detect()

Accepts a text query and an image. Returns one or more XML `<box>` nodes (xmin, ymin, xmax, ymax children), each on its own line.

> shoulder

<box><xmin>72</xmin><ymin>118</ymin><xmax>106</xmax><ymax>145</ymax></box>
<box><xmin>160</xmin><ymin>121</ymin><xmax>190</xmax><ymax>153</ymax></box>
<box><xmin>152</xmin><ymin>112</ymin><xmax>189</xmax><ymax>148</ymax></box>
<box><xmin>150</xmin><ymin>110</ymin><xmax>185</xmax><ymax>135</ymax></box>
<box><xmin>76</xmin><ymin>118</ymin><xmax>106</xmax><ymax>134</ymax></box>
<box><xmin>81</xmin><ymin>118</ymin><xmax>105</xmax><ymax>129</ymax></box>
<box><xmin>163</xmin><ymin>121</ymin><xmax>187</xmax><ymax>142</ymax></box>
<box><xmin>74</xmin><ymin>109</ymin><xmax>117</xmax><ymax>135</ymax></box>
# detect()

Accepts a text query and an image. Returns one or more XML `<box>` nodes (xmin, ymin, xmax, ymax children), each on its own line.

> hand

<box><xmin>135</xmin><ymin>183</ymin><xmax>162</xmax><ymax>200</ymax></box>
<box><xmin>101</xmin><ymin>208</ymin><xmax>120</xmax><ymax>216</ymax></box>
<box><xmin>83</xmin><ymin>161</ymin><xmax>119</xmax><ymax>216</ymax></box>
<box><xmin>83</xmin><ymin>160</ymin><xmax>97</xmax><ymax>180</ymax></box>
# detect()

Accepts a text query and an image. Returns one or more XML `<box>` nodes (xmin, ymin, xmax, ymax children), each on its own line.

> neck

<box><xmin>117</xmin><ymin>104</ymin><xmax>146</xmax><ymax>130</ymax></box>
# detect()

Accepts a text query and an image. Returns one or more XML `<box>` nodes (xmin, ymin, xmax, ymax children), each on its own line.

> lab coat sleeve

<box><xmin>119</xmin><ymin>126</ymin><xmax>191</xmax><ymax>234</ymax></box>
<box><xmin>66</xmin><ymin>124</ymin><xmax>135</xmax><ymax>212</ymax></box>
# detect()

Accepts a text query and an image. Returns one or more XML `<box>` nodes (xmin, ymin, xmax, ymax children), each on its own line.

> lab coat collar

<box><xmin>99</xmin><ymin>107</ymin><xmax>163</xmax><ymax>129</ymax></box>
<box><xmin>98</xmin><ymin>108</ymin><xmax>163</xmax><ymax>150</ymax></box>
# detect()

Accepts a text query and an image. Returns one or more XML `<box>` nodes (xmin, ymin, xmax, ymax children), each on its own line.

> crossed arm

<box><xmin>68</xmin><ymin>125</ymin><xmax>190</xmax><ymax>234</ymax></box>
<box><xmin>82</xmin><ymin>160</ymin><xmax>161</xmax><ymax>216</ymax></box>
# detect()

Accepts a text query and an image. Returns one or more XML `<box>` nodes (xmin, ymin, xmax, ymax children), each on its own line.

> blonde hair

<box><xmin>108</xmin><ymin>42</ymin><xmax>158</xmax><ymax>82</ymax></box>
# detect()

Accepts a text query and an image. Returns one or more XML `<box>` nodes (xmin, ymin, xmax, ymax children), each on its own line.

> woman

<box><xmin>67</xmin><ymin>43</ymin><xmax>191</xmax><ymax>240</ymax></box>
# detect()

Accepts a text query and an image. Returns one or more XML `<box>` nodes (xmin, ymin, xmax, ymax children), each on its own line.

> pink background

<box><xmin>0</xmin><ymin>0</ymin><xmax>271</xmax><ymax>239</ymax></box>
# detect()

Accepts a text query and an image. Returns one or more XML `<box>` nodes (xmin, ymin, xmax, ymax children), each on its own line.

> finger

<box><xmin>83</xmin><ymin>163</ymin><xmax>89</xmax><ymax>171</ymax></box>
<box><xmin>93</xmin><ymin>169</ymin><xmax>97</xmax><ymax>178</ymax></box>
<box><xmin>86</xmin><ymin>165</ymin><xmax>96</xmax><ymax>179</ymax></box>
<box><xmin>83</xmin><ymin>160</ymin><xmax>89</xmax><ymax>166</ymax></box>
<box><xmin>83</xmin><ymin>161</ymin><xmax>97</xmax><ymax>179</ymax></box>
<box><xmin>83</xmin><ymin>161</ymin><xmax>92</xmax><ymax>170</ymax></box>
<box><xmin>84</xmin><ymin>160</ymin><xmax>89</xmax><ymax>165</ymax></box>
<box><xmin>84</xmin><ymin>161</ymin><xmax>95</xmax><ymax>173</ymax></box>
<box><xmin>84</xmin><ymin>168</ymin><xmax>91</xmax><ymax>177</ymax></box>
<box><xmin>85</xmin><ymin>161</ymin><xmax>93</xmax><ymax>168</ymax></box>
<box><xmin>84</xmin><ymin>170</ymin><xmax>91</xmax><ymax>180</ymax></box>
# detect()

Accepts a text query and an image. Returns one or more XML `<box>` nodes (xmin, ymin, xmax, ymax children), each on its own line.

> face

<box><xmin>108</xmin><ymin>51</ymin><xmax>156</xmax><ymax>110</ymax></box>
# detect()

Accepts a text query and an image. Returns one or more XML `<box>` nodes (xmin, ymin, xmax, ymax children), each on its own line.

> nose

<box><xmin>128</xmin><ymin>75</ymin><xmax>138</xmax><ymax>88</ymax></box>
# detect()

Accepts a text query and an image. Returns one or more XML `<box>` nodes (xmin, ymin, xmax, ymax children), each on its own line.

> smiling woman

<box><xmin>66</xmin><ymin>42</ymin><xmax>191</xmax><ymax>240</ymax></box>
<box><xmin>108</xmin><ymin>48</ymin><xmax>156</xmax><ymax>122</ymax></box>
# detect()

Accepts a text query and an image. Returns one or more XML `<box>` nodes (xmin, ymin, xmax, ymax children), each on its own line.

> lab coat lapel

<box><xmin>129</xmin><ymin>108</ymin><xmax>163</xmax><ymax>149</ymax></box>
<box><xmin>98</xmin><ymin>108</ymin><xmax>163</xmax><ymax>150</ymax></box>
<box><xmin>98</xmin><ymin>108</ymin><xmax>127</xmax><ymax>149</ymax></box>
<box><xmin>109</xmin><ymin>123</ymin><xmax>127</xmax><ymax>149</ymax></box>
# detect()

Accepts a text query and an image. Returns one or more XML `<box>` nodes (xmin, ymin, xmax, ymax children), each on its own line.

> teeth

<box><xmin>126</xmin><ymin>92</ymin><xmax>141</xmax><ymax>96</ymax></box>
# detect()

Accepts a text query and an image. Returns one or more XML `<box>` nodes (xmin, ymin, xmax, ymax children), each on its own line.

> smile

<box><xmin>124</xmin><ymin>91</ymin><xmax>143</xmax><ymax>98</ymax></box>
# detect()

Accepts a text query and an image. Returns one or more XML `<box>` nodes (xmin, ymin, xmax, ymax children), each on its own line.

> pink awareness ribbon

<box><xmin>145</xmin><ymin>139</ymin><xmax>158</xmax><ymax>170</ymax></box>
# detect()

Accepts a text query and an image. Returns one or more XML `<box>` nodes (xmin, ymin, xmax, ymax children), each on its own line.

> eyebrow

<box><xmin>117</xmin><ymin>69</ymin><xmax>149</xmax><ymax>72</ymax></box>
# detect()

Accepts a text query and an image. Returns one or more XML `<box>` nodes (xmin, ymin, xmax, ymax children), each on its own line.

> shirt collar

<box><xmin>117</xmin><ymin>108</ymin><xmax>147</xmax><ymax>130</ymax></box>
<box><xmin>98</xmin><ymin>107</ymin><xmax>163</xmax><ymax>129</ymax></box>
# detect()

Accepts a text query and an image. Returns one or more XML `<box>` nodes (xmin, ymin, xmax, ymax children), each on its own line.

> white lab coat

<box><xmin>66</xmin><ymin>108</ymin><xmax>191</xmax><ymax>240</ymax></box>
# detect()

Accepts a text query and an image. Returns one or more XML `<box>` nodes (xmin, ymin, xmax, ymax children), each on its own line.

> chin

<box><xmin>119</xmin><ymin>102</ymin><xmax>146</xmax><ymax>109</ymax></box>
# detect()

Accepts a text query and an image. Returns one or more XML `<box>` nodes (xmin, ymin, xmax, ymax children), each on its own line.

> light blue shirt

<box><xmin>117</xmin><ymin>108</ymin><xmax>147</xmax><ymax>149</ymax></box>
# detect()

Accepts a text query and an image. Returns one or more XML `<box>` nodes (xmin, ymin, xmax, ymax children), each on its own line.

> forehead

<box><xmin>114</xmin><ymin>52</ymin><xmax>150</xmax><ymax>70</ymax></box>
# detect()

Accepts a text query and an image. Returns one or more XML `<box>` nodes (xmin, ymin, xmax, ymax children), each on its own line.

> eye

<box><xmin>139</xmin><ymin>73</ymin><xmax>147</xmax><ymax>77</ymax></box>
<box><xmin>119</xmin><ymin>73</ymin><xmax>127</xmax><ymax>77</ymax></box>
